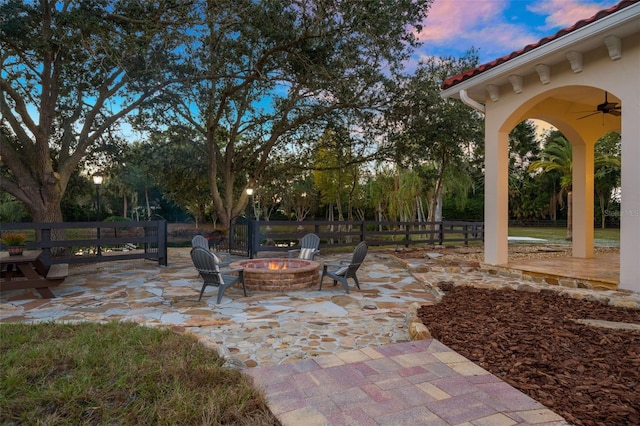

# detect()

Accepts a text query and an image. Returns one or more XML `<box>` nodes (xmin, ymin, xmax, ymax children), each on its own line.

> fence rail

<box><xmin>2</xmin><ymin>219</ymin><xmax>482</xmax><ymax>263</ymax></box>
<box><xmin>0</xmin><ymin>221</ymin><xmax>167</xmax><ymax>266</ymax></box>
<box><xmin>245</xmin><ymin>220</ymin><xmax>484</xmax><ymax>257</ymax></box>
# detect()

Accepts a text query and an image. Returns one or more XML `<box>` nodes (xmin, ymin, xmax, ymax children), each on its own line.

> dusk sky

<box><xmin>411</xmin><ymin>0</ymin><xmax>621</xmax><ymax>67</ymax></box>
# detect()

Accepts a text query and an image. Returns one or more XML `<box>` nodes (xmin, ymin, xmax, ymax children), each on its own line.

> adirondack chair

<box><xmin>319</xmin><ymin>241</ymin><xmax>368</xmax><ymax>294</ymax></box>
<box><xmin>191</xmin><ymin>235</ymin><xmax>230</xmax><ymax>266</ymax></box>
<box><xmin>288</xmin><ymin>233</ymin><xmax>321</xmax><ymax>260</ymax></box>
<box><xmin>190</xmin><ymin>247</ymin><xmax>246</xmax><ymax>303</ymax></box>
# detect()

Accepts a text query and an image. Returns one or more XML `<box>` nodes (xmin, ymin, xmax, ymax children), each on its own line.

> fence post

<box><xmin>464</xmin><ymin>224</ymin><xmax>469</xmax><ymax>246</ymax></box>
<box><xmin>361</xmin><ymin>221</ymin><xmax>366</xmax><ymax>243</ymax></box>
<box><xmin>439</xmin><ymin>222</ymin><xmax>444</xmax><ymax>245</ymax></box>
<box><xmin>97</xmin><ymin>222</ymin><xmax>102</xmax><ymax>256</ymax></box>
<box><xmin>158</xmin><ymin>221</ymin><xmax>167</xmax><ymax>266</ymax></box>
<box><xmin>40</xmin><ymin>227</ymin><xmax>52</xmax><ymax>266</ymax></box>
<box><xmin>405</xmin><ymin>222</ymin><xmax>410</xmax><ymax>248</ymax></box>
<box><xmin>248</xmin><ymin>219</ymin><xmax>262</xmax><ymax>259</ymax></box>
<box><xmin>248</xmin><ymin>220</ymin><xmax>251</xmax><ymax>258</ymax></box>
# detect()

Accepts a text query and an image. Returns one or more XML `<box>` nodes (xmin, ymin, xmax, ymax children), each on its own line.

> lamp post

<box><xmin>92</xmin><ymin>172</ymin><xmax>103</xmax><ymax>256</ymax></box>
<box><xmin>246</xmin><ymin>188</ymin><xmax>254</xmax><ymax>219</ymax></box>
<box><xmin>246</xmin><ymin>187</ymin><xmax>255</xmax><ymax>258</ymax></box>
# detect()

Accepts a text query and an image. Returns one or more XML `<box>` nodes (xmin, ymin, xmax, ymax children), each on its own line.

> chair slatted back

<box><xmin>300</xmin><ymin>233</ymin><xmax>320</xmax><ymax>250</ymax></box>
<box><xmin>190</xmin><ymin>247</ymin><xmax>223</xmax><ymax>285</ymax></box>
<box><xmin>346</xmin><ymin>241</ymin><xmax>368</xmax><ymax>276</ymax></box>
<box><xmin>191</xmin><ymin>235</ymin><xmax>209</xmax><ymax>250</ymax></box>
<box><xmin>297</xmin><ymin>233</ymin><xmax>321</xmax><ymax>260</ymax></box>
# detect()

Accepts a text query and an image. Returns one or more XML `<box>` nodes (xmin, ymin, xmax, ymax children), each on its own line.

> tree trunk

<box><xmin>427</xmin><ymin>172</ymin><xmax>445</xmax><ymax>231</ymax></box>
<box><xmin>598</xmin><ymin>193</ymin><xmax>606</xmax><ymax>229</ymax></box>
<box><xmin>327</xmin><ymin>204</ymin><xmax>334</xmax><ymax>244</ymax></box>
<box><xmin>435</xmin><ymin>193</ymin><xmax>443</xmax><ymax>222</ymax></box>
<box><xmin>31</xmin><ymin>198</ymin><xmax>67</xmax><ymax>255</ymax></box>
<box><xmin>145</xmin><ymin>188</ymin><xmax>151</xmax><ymax>219</ymax></box>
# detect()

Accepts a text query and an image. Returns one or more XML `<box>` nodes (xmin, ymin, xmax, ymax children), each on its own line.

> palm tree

<box><xmin>529</xmin><ymin>136</ymin><xmax>573</xmax><ymax>240</ymax></box>
<box><xmin>529</xmin><ymin>136</ymin><xmax>620</xmax><ymax>240</ymax></box>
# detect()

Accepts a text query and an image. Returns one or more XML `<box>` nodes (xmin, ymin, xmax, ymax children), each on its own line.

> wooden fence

<box><xmin>245</xmin><ymin>220</ymin><xmax>484</xmax><ymax>258</ymax></box>
<box><xmin>0</xmin><ymin>221</ymin><xmax>167</xmax><ymax>266</ymax></box>
<box><xmin>2</xmin><ymin>219</ymin><xmax>482</xmax><ymax>263</ymax></box>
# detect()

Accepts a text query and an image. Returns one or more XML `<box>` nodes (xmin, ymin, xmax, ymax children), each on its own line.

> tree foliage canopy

<box><xmin>0</xmin><ymin>0</ymin><xmax>192</xmax><ymax>221</ymax></box>
<box><xmin>145</xmin><ymin>0</ymin><xmax>432</xmax><ymax>227</ymax></box>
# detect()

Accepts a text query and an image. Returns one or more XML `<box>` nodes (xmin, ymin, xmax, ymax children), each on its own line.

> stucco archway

<box><xmin>498</xmin><ymin>85</ymin><xmax>621</xmax><ymax>259</ymax></box>
<box><xmin>440</xmin><ymin>1</ymin><xmax>640</xmax><ymax>292</ymax></box>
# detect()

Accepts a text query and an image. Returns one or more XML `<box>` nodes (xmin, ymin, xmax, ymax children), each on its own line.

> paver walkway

<box><xmin>247</xmin><ymin>339</ymin><xmax>567</xmax><ymax>425</ymax></box>
<box><xmin>0</xmin><ymin>247</ymin><xmax>580</xmax><ymax>425</ymax></box>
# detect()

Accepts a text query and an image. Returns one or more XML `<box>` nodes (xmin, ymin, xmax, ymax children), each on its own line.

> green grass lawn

<box><xmin>0</xmin><ymin>322</ymin><xmax>280</xmax><ymax>425</ymax></box>
<box><xmin>509</xmin><ymin>226</ymin><xmax>620</xmax><ymax>246</ymax></box>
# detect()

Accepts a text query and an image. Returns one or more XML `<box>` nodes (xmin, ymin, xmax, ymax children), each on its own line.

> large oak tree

<box><xmin>151</xmin><ymin>0</ymin><xmax>432</xmax><ymax>228</ymax></box>
<box><xmin>0</xmin><ymin>0</ymin><xmax>190</xmax><ymax>223</ymax></box>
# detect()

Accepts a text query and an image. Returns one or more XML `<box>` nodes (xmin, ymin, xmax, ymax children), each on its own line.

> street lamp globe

<box><xmin>92</xmin><ymin>172</ymin><xmax>104</xmax><ymax>186</ymax></box>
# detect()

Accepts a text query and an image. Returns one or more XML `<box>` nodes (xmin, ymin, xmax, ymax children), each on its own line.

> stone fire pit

<box><xmin>229</xmin><ymin>258</ymin><xmax>321</xmax><ymax>292</ymax></box>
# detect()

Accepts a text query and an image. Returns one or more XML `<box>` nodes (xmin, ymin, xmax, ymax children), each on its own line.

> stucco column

<box><xmin>620</xmin><ymin>104</ymin><xmax>640</xmax><ymax>292</ymax></box>
<box><xmin>571</xmin><ymin>141</ymin><xmax>594</xmax><ymax>258</ymax></box>
<box><xmin>484</xmin><ymin>129</ymin><xmax>509</xmax><ymax>265</ymax></box>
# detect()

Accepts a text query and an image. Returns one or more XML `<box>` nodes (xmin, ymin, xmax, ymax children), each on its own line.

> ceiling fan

<box><xmin>577</xmin><ymin>91</ymin><xmax>621</xmax><ymax>120</ymax></box>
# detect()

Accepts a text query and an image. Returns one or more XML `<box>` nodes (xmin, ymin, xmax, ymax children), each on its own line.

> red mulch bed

<box><xmin>417</xmin><ymin>285</ymin><xmax>640</xmax><ymax>426</ymax></box>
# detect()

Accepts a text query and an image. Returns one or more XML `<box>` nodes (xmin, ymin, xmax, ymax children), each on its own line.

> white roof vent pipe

<box><xmin>459</xmin><ymin>89</ymin><xmax>485</xmax><ymax>114</ymax></box>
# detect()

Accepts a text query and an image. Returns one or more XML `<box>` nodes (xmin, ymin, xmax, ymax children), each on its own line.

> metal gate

<box><xmin>228</xmin><ymin>216</ymin><xmax>250</xmax><ymax>256</ymax></box>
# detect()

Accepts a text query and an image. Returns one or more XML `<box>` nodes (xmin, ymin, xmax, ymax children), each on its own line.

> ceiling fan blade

<box><xmin>578</xmin><ymin>112</ymin><xmax>600</xmax><ymax>120</ymax></box>
<box><xmin>608</xmin><ymin>110</ymin><xmax>621</xmax><ymax>116</ymax></box>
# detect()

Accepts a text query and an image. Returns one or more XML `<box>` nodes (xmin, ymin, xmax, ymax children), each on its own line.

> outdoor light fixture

<box><xmin>92</xmin><ymin>172</ymin><xmax>103</xmax><ymax>256</ymax></box>
<box><xmin>246</xmin><ymin>188</ymin><xmax>255</xmax><ymax>219</ymax></box>
<box><xmin>92</xmin><ymin>172</ymin><xmax>104</xmax><ymax>186</ymax></box>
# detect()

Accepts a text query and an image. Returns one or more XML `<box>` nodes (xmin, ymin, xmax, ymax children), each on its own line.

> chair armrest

<box><xmin>214</xmin><ymin>252</ymin><xmax>231</xmax><ymax>262</ymax></box>
<box><xmin>221</xmin><ymin>268</ymin><xmax>243</xmax><ymax>275</ymax></box>
<box><xmin>288</xmin><ymin>249</ymin><xmax>300</xmax><ymax>258</ymax></box>
<box><xmin>323</xmin><ymin>262</ymin><xmax>343</xmax><ymax>268</ymax></box>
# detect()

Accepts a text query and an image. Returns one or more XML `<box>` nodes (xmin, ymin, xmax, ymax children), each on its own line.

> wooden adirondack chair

<box><xmin>319</xmin><ymin>241</ymin><xmax>368</xmax><ymax>294</ymax></box>
<box><xmin>190</xmin><ymin>247</ymin><xmax>246</xmax><ymax>303</ymax></box>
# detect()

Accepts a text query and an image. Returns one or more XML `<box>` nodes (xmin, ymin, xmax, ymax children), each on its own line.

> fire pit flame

<box><xmin>268</xmin><ymin>261</ymin><xmax>287</xmax><ymax>270</ymax></box>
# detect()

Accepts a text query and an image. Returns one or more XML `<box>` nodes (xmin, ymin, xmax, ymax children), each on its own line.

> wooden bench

<box><xmin>1</xmin><ymin>252</ymin><xmax>68</xmax><ymax>298</ymax></box>
<box><xmin>46</xmin><ymin>263</ymin><xmax>69</xmax><ymax>282</ymax></box>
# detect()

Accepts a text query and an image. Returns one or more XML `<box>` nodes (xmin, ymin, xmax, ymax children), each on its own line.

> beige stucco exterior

<box><xmin>441</xmin><ymin>3</ymin><xmax>640</xmax><ymax>292</ymax></box>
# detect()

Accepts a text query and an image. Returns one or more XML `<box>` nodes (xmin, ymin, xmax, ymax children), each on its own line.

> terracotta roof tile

<box><xmin>441</xmin><ymin>0</ymin><xmax>638</xmax><ymax>90</ymax></box>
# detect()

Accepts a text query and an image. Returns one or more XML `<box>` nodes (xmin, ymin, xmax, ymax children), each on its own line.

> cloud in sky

<box><xmin>416</xmin><ymin>0</ymin><xmax>506</xmax><ymax>43</ymax></box>
<box><xmin>527</xmin><ymin>0</ymin><xmax>615</xmax><ymax>30</ymax></box>
<box><xmin>412</xmin><ymin>0</ymin><xmax>621</xmax><ymax>66</ymax></box>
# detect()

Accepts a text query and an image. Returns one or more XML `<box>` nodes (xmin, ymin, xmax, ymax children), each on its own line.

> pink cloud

<box><xmin>471</xmin><ymin>23</ymin><xmax>538</xmax><ymax>52</ymax></box>
<box><xmin>527</xmin><ymin>0</ymin><xmax>620</xmax><ymax>30</ymax></box>
<box><xmin>416</xmin><ymin>0</ymin><xmax>507</xmax><ymax>43</ymax></box>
